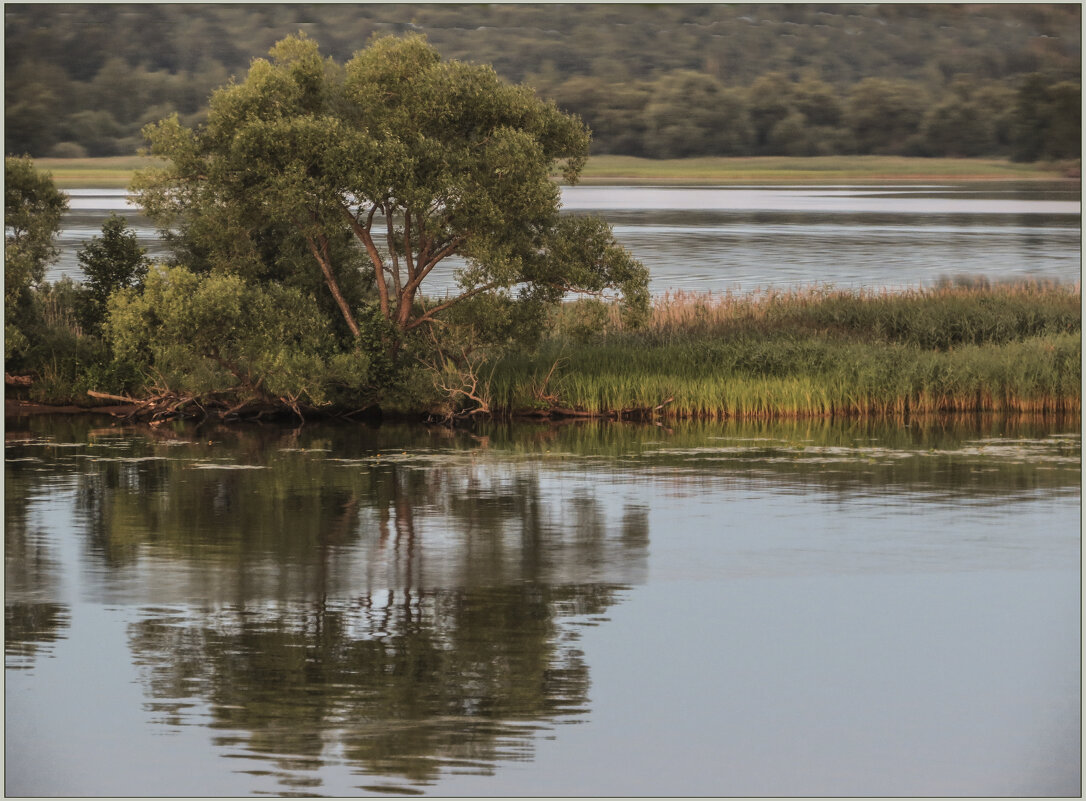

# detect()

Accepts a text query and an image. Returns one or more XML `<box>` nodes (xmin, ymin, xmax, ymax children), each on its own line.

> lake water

<box><xmin>50</xmin><ymin>182</ymin><xmax>1081</xmax><ymax>295</ymax></box>
<box><xmin>5</xmin><ymin>414</ymin><xmax>1080</xmax><ymax>796</ymax></box>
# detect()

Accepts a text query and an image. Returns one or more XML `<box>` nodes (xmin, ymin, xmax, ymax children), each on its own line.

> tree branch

<box><xmin>403</xmin><ymin>210</ymin><xmax>416</xmax><ymax>284</ymax></box>
<box><xmin>341</xmin><ymin>202</ymin><xmax>389</xmax><ymax>319</ymax></box>
<box><xmin>302</xmin><ymin>230</ymin><xmax>361</xmax><ymax>337</ymax></box>
<box><xmin>404</xmin><ymin>281</ymin><xmax>500</xmax><ymax>331</ymax></box>
<box><xmin>402</xmin><ymin>235</ymin><xmax>465</xmax><ymax>297</ymax></box>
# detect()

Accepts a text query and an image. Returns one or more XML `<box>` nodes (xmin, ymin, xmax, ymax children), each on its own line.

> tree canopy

<box><xmin>75</xmin><ymin>213</ymin><xmax>149</xmax><ymax>334</ymax></box>
<box><xmin>135</xmin><ymin>33</ymin><xmax>647</xmax><ymax>346</ymax></box>
<box><xmin>7</xmin><ymin>5</ymin><xmax>1079</xmax><ymax>161</ymax></box>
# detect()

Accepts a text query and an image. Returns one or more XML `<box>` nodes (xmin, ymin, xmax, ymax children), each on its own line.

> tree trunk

<box><xmin>304</xmin><ymin>234</ymin><xmax>361</xmax><ymax>338</ymax></box>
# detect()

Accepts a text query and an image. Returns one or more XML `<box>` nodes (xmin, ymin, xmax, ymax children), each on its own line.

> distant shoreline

<box><xmin>33</xmin><ymin>155</ymin><xmax>1079</xmax><ymax>189</ymax></box>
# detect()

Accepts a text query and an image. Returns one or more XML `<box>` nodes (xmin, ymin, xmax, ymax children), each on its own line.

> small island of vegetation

<box><xmin>5</xmin><ymin>34</ymin><xmax>1081</xmax><ymax>425</ymax></box>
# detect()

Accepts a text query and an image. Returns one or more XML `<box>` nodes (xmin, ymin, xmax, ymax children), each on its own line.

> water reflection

<box><xmin>4</xmin><ymin>448</ymin><xmax>71</xmax><ymax>670</ymax></box>
<box><xmin>4</xmin><ymin>414</ymin><xmax>1079</xmax><ymax>795</ymax></box>
<box><xmin>128</xmin><ymin>584</ymin><xmax>619</xmax><ymax>791</ymax></box>
<box><xmin>6</xmin><ymin>418</ymin><xmax>654</xmax><ymax>792</ymax></box>
<box><xmin>4</xmin><ymin>603</ymin><xmax>70</xmax><ymax>670</ymax></box>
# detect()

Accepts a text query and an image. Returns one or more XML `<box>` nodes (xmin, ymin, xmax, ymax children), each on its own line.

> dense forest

<box><xmin>5</xmin><ymin>3</ymin><xmax>1081</xmax><ymax>161</ymax></box>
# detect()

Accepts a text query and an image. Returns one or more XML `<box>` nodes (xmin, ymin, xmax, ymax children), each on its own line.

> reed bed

<box><xmin>490</xmin><ymin>283</ymin><xmax>1081</xmax><ymax>419</ymax></box>
<box><xmin>553</xmin><ymin>281</ymin><xmax>1080</xmax><ymax>346</ymax></box>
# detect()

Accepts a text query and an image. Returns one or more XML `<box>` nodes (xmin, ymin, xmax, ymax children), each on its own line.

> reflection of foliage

<box><xmin>27</xmin><ymin>417</ymin><xmax>648</xmax><ymax>790</ymax></box>
<box><xmin>472</xmin><ymin>416</ymin><xmax>1082</xmax><ymax>503</ymax></box>
<box><xmin>128</xmin><ymin>584</ymin><xmax>619</xmax><ymax>787</ymax></box>
<box><xmin>6</xmin><ymin>412</ymin><xmax>1080</xmax><ymax>791</ymax></box>
<box><xmin>69</xmin><ymin>431</ymin><xmax>651</xmax><ymax>595</ymax></box>
<box><xmin>5</xmin><ymin>603</ymin><xmax>70</xmax><ymax>670</ymax></box>
<box><xmin>5</xmin><ymin>445</ymin><xmax>71</xmax><ymax>670</ymax></box>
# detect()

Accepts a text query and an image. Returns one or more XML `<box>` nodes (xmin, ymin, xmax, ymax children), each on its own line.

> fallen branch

<box><xmin>87</xmin><ymin>389</ymin><xmax>140</xmax><ymax>404</ymax></box>
<box><xmin>617</xmin><ymin>396</ymin><xmax>675</xmax><ymax>420</ymax></box>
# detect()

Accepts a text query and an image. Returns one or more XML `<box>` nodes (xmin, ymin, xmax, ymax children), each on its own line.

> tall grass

<box><xmin>491</xmin><ymin>283</ymin><xmax>1081</xmax><ymax>419</ymax></box>
<box><xmin>549</xmin><ymin>281</ymin><xmax>1080</xmax><ymax>347</ymax></box>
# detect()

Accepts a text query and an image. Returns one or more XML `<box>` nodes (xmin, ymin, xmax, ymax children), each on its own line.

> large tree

<box><xmin>135</xmin><ymin>33</ymin><xmax>647</xmax><ymax>345</ymax></box>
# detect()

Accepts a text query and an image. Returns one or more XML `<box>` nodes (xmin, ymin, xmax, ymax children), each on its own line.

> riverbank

<box><xmin>485</xmin><ymin>283</ymin><xmax>1081</xmax><ymax>420</ymax></box>
<box><xmin>575</xmin><ymin>155</ymin><xmax>1079</xmax><ymax>184</ymax></box>
<box><xmin>32</xmin><ymin>155</ymin><xmax>1079</xmax><ymax>189</ymax></box>
<box><xmin>9</xmin><ymin>283</ymin><xmax>1079</xmax><ymax>423</ymax></box>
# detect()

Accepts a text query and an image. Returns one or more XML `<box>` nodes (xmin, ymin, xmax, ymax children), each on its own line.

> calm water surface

<box><xmin>5</xmin><ymin>415</ymin><xmax>1080</xmax><ymax>796</ymax></box>
<box><xmin>51</xmin><ymin>182</ymin><xmax>1081</xmax><ymax>294</ymax></box>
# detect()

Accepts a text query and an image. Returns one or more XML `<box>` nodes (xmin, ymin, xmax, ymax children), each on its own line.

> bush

<box><xmin>107</xmin><ymin>265</ymin><xmax>378</xmax><ymax>409</ymax></box>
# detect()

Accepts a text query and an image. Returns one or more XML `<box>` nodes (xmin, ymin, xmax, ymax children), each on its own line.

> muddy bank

<box><xmin>6</xmin><ymin>398</ymin><xmax>140</xmax><ymax>418</ymax></box>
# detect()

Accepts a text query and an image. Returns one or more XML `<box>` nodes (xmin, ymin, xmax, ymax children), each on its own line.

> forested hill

<box><xmin>5</xmin><ymin>3</ymin><xmax>1081</xmax><ymax>161</ymax></box>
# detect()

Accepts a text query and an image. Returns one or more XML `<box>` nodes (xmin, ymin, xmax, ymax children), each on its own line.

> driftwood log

<box><xmin>86</xmin><ymin>389</ymin><xmax>312</xmax><ymax>422</ymax></box>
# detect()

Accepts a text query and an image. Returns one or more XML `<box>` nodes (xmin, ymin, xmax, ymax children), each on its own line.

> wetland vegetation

<box><xmin>490</xmin><ymin>284</ymin><xmax>1081</xmax><ymax>420</ymax></box>
<box><xmin>6</xmin><ymin>9</ymin><xmax>1081</xmax><ymax>798</ymax></box>
<box><xmin>5</xmin><ymin>27</ymin><xmax>1081</xmax><ymax>424</ymax></box>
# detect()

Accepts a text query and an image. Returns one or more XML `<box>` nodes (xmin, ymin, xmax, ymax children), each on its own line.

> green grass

<box><xmin>31</xmin><ymin>154</ymin><xmax>1077</xmax><ymax>189</ymax></box>
<box><xmin>488</xmin><ymin>283</ymin><xmax>1082</xmax><ymax>419</ymax></box>
<box><xmin>32</xmin><ymin>156</ymin><xmax>161</xmax><ymax>188</ymax></box>
<box><xmin>569</xmin><ymin>155</ymin><xmax>1078</xmax><ymax>184</ymax></box>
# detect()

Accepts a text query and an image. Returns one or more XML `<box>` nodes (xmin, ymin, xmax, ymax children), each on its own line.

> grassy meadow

<box><xmin>572</xmin><ymin>155</ymin><xmax>1076</xmax><ymax>184</ymax></box>
<box><xmin>32</xmin><ymin>156</ymin><xmax>160</xmax><ymax>188</ymax></box>
<box><xmin>489</xmin><ymin>282</ymin><xmax>1082</xmax><ymax>420</ymax></box>
<box><xmin>33</xmin><ymin>155</ymin><xmax>1077</xmax><ymax>189</ymax></box>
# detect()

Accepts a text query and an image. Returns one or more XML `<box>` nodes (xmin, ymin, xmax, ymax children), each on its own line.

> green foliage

<box><xmin>107</xmin><ymin>266</ymin><xmax>374</xmax><ymax>407</ymax></box>
<box><xmin>4</xmin><ymin>157</ymin><xmax>68</xmax><ymax>360</ymax></box>
<box><xmin>1011</xmin><ymin>75</ymin><xmax>1082</xmax><ymax>162</ymax></box>
<box><xmin>643</xmin><ymin>72</ymin><xmax>748</xmax><ymax>158</ymax></box>
<box><xmin>6</xmin><ymin>5</ymin><xmax>1079</xmax><ymax>160</ymax></box>
<box><xmin>8</xmin><ymin>276</ymin><xmax>142</xmax><ymax>402</ymax></box>
<box><xmin>136</xmin><ymin>33</ymin><xmax>647</xmax><ymax>344</ymax></box>
<box><xmin>75</xmin><ymin>213</ymin><xmax>149</xmax><ymax>334</ymax></box>
<box><xmin>844</xmin><ymin>79</ymin><xmax>929</xmax><ymax>156</ymax></box>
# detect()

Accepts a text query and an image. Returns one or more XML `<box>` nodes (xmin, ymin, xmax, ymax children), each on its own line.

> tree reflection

<box><xmin>4</xmin><ymin>602</ymin><xmax>69</xmax><ymax>670</ymax></box>
<box><xmin>129</xmin><ymin>584</ymin><xmax>618</xmax><ymax>788</ymax></box>
<box><xmin>5</xmin><ymin>445</ymin><xmax>70</xmax><ymax>669</ymax></box>
<box><xmin>104</xmin><ymin>438</ymin><xmax>649</xmax><ymax>791</ymax></box>
<box><xmin>11</xmin><ymin>412</ymin><xmax>1076</xmax><ymax>791</ymax></box>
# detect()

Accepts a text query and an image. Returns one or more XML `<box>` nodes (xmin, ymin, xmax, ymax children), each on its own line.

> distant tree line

<box><xmin>5</xmin><ymin>3</ymin><xmax>1081</xmax><ymax>161</ymax></box>
<box><xmin>537</xmin><ymin>71</ymin><xmax>1080</xmax><ymax>161</ymax></box>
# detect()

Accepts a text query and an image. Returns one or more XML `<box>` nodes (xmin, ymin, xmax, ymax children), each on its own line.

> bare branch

<box><xmin>421</xmin><ymin>328</ymin><xmax>493</xmax><ymax>422</ymax></box>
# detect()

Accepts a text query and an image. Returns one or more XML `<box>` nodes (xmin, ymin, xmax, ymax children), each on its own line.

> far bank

<box><xmin>33</xmin><ymin>155</ymin><xmax>1080</xmax><ymax>189</ymax></box>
